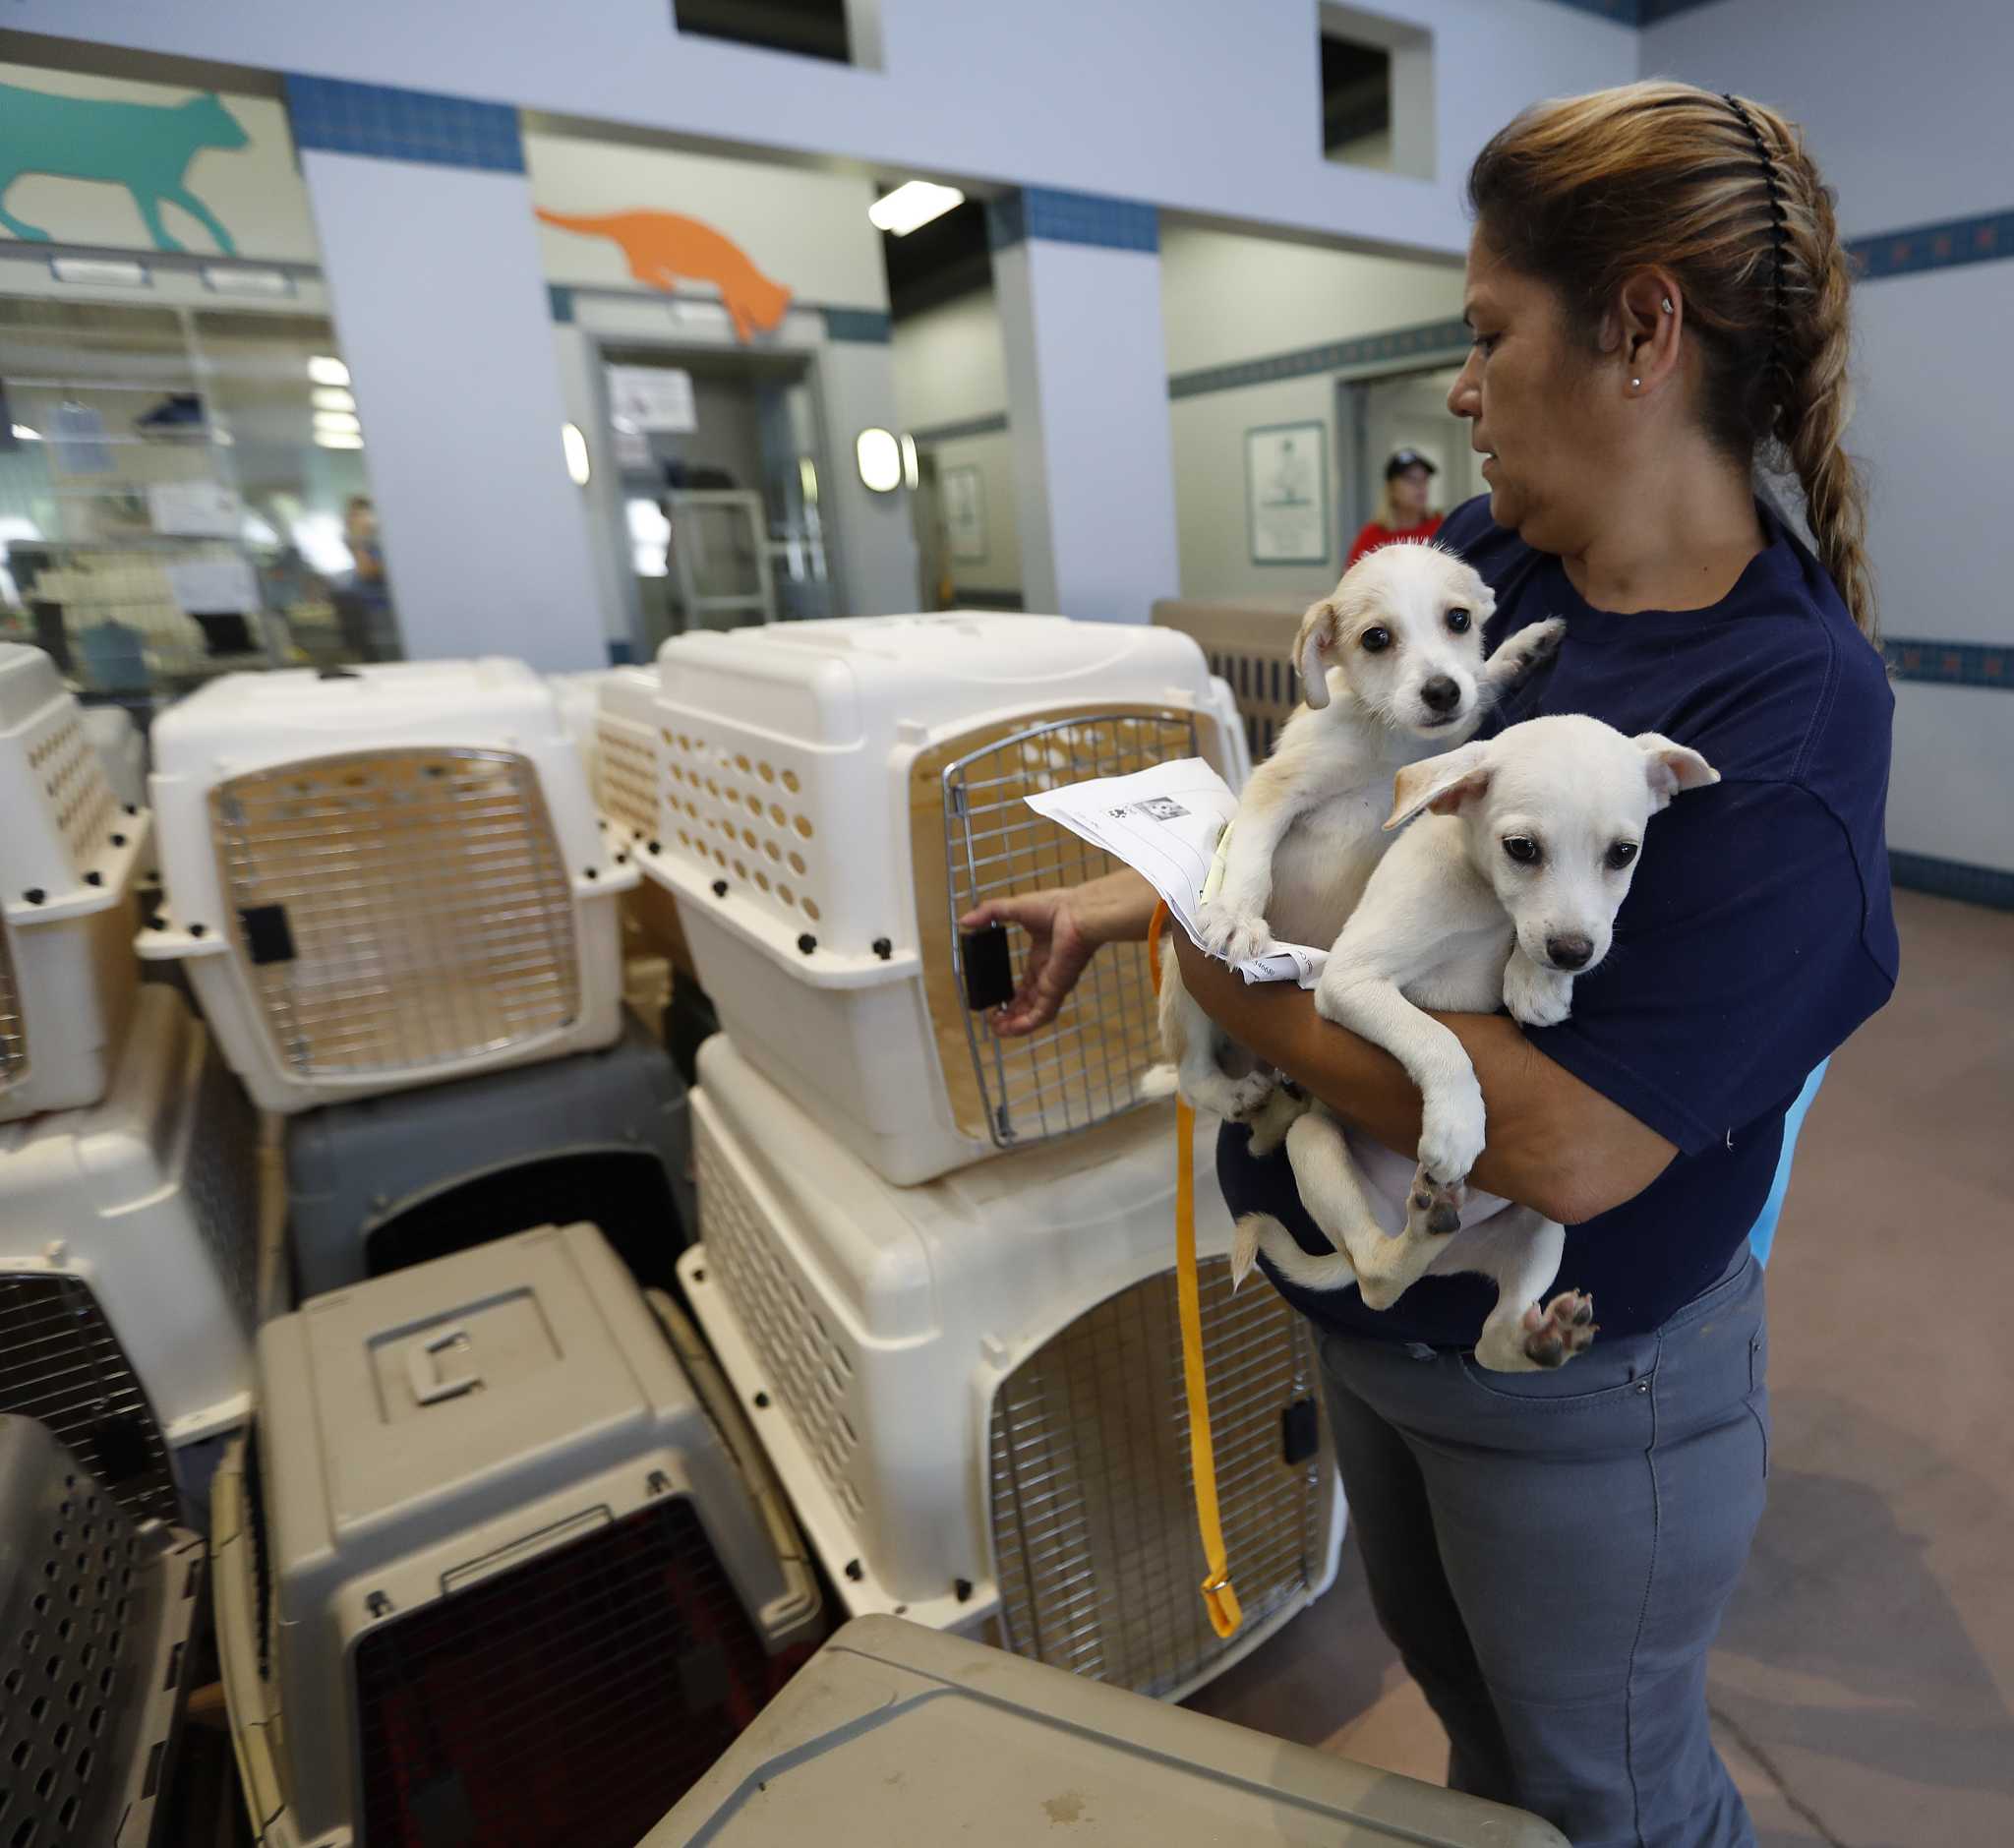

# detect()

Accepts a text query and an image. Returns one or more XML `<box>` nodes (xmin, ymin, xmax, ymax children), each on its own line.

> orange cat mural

<box><xmin>536</xmin><ymin>208</ymin><xmax>792</xmax><ymax>342</ymax></box>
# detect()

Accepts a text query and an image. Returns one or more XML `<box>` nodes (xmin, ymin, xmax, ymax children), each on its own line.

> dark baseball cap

<box><xmin>1386</xmin><ymin>448</ymin><xmax>1438</xmax><ymax>479</ymax></box>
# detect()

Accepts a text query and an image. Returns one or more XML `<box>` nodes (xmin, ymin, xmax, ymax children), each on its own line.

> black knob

<box><xmin>872</xmin><ymin>936</ymin><xmax>893</xmax><ymax>960</ymax></box>
<box><xmin>954</xmin><ymin>1578</ymin><xmax>974</xmax><ymax>1603</ymax></box>
<box><xmin>583</xmin><ymin>866</ymin><xmax>599</xmax><ymax>880</ymax></box>
<box><xmin>189</xmin><ymin>923</ymin><xmax>207</xmax><ymax>939</ymax></box>
<box><xmin>753</xmin><ymin>1391</ymin><xmax>770</xmax><ymax>1408</ymax></box>
<box><xmin>147</xmin><ymin>914</ymin><xmax>165</xmax><ymax>931</ymax></box>
<box><xmin>797</xmin><ymin>932</ymin><xmax>816</xmax><ymax>956</ymax></box>
<box><xmin>614</xmin><ymin>852</ymin><xmax>627</xmax><ymax>865</ymax></box>
<box><xmin>845</xmin><ymin>1560</ymin><xmax>864</xmax><ymax>1583</ymax></box>
<box><xmin>84</xmin><ymin>870</ymin><xmax>103</xmax><ymax>887</ymax></box>
<box><xmin>23</xmin><ymin>888</ymin><xmax>44</xmax><ymax>905</ymax></box>
<box><xmin>712</xmin><ymin>879</ymin><xmax>728</xmax><ymax>898</ymax></box>
<box><xmin>647</xmin><ymin>840</ymin><xmax>661</xmax><ymax>855</ymax></box>
<box><xmin>123</xmin><ymin>804</ymin><xmax>138</xmax><ymax>816</ymax></box>
<box><xmin>109</xmin><ymin>832</ymin><xmax>127</xmax><ymax>848</ymax></box>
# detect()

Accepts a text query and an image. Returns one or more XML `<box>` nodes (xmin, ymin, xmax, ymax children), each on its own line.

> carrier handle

<box><xmin>406</xmin><ymin>1327</ymin><xmax>482</xmax><ymax>1405</ymax></box>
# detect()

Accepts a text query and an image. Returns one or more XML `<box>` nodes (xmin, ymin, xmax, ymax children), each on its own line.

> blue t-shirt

<box><xmin>1218</xmin><ymin>495</ymin><xmax>1899</xmax><ymax>1343</ymax></box>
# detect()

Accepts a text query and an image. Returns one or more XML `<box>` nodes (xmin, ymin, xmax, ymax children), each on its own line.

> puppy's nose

<box><xmin>1546</xmin><ymin>933</ymin><xmax>1593</xmax><ymax>972</ymax></box>
<box><xmin>1420</xmin><ymin>675</ymin><xmax>1461</xmax><ymax>714</ymax></box>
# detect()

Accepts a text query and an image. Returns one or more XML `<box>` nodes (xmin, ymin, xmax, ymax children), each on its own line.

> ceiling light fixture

<box><xmin>311</xmin><ymin>387</ymin><xmax>356</xmax><ymax>413</ymax></box>
<box><xmin>868</xmin><ymin>180</ymin><xmax>964</xmax><ymax>237</ymax></box>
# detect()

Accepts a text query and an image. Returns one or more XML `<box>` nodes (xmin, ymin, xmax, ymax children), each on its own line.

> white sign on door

<box><xmin>606</xmin><ymin>366</ymin><xmax>697</xmax><ymax>434</ymax></box>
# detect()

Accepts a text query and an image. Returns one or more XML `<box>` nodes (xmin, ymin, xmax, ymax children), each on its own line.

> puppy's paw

<box><xmin>1520</xmin><ymin>1290</ymin><xmax>1598</xmax><ymax>1369</ymax></box>
<box><xmin>1504</xmin><ymin>958</ymin><xmax>1573</xmax><ymax>1028</ymax></box>
<box><xmin>1226</xmin><ymin>1071</ymin><xmax>1278</xmax><ymax>1119</ymax></box>
<box><xmin>1493</xmin><ymin>618</ymin><xmax>1568</xmax><ymax>683</ymax></box>
<box><xmin>1199</xmin><ymin>901</ymin><xmax>1274</xmax><ymax>964</ymax></box>
<box><xmin>1417</xmin><ymin>1091</ymin><xmax>1485</xmax><ymax>1189</ymax></box>
<box><xmin>1404</xmin><ymin>1164</ymin><xmax>1466</xmax><ymax>1240</ymax></box>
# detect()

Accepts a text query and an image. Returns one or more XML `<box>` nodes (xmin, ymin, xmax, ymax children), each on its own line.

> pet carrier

<box><xmin>283</xmin><ymin>1009</ymin><xmax>695</xmax><ymax>1300</ymax></box>
<box><xmin>679</xmin><ymin>1036</ymin><xmax>1343</xmax><ymax>1699</ymax></box>
<box><xmin>83</xmin><ymin>701</ymin><xmax>149</xmax><ymax>812</ymax></box>
<box><xmin>1153</xmin><ymin>595</ymin><xmax>1308</xmax><ymax>764</ymax></box>
<box><xmin>0</xmin><ymin>984</ymin><xmax>263</xmax><ymax>1529</ymax></box>
<box><xmin>140</xmin><ymin>658</ymin><xmax>637</xmax><ymax>1115</ymax></box>
<box><xmin>636</xmin><ymin>612</ymin><xmax>1235</xmax><ymax>1184</ymax></box>
<box><xmin>0</xmin><ymin>642</ymin><xmax>149</xmax><ymax>1123</ymax></box>
<box><xmin>209</xmin><ymin>1221</ymin><xmax>821</xmax><ymax>1848</ymax></box>
<box><xmin>0</xmin><ymin>1415</ymin><xmax>208</xmax><ymax>1848</ymax></box>
<box><xmin>648</xmin><ymin>1615</ymin><xmax>1568</xmax><ymax>1846</ymax></box>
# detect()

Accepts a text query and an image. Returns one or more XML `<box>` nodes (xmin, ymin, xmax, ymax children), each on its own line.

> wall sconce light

<box><xmin>856</xmin><ymin>428</ymin><xmax>902</xmax><ymax>494</ymax></box>
<box><xmin>563</xmin><ymin>422</ymin><xmax>591</xmax><ymax>487</ymax></box>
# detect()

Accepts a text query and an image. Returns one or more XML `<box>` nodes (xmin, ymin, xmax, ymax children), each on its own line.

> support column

<box><xmin>988</xmin><ymin>190</ymin><xmax>1179</xmax><ymax>624</ymax></box>
<box><xmin>286</xmin><ymin>78</ymin><xmax>605</xmax><ymax>670</ymax></box>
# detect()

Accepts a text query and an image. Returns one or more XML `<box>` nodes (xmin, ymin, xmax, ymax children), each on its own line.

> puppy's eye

<box><xmin>1360</xmin><ymin>626</ymin><xmax>1392</xmax><ymax>653</ymax></box>
<box><xmin>1446</xmin><ymin>608</ymin><xmax>1472</xmax><ymax>633</ymax></box>
<box><xmin>1605</xmin><ymin>840</ymin><xmax>1639</xmax><ymax>870</ymax></box>
<box><xmin>1502</xmin><ymin>836</ymin><xmax>1540</xmax><ymax>865</ymax></box>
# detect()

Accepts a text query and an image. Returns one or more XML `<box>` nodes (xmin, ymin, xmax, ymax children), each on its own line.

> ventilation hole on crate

<box><xmin>678</xmin><ymin>734</ymin><xmax>690</xmax><ymax>749</ymax></box>
<box><xmin>706</xmin><ymin>778</ymin><xmax>720</xmax><ymax>798</ymax></box>
<box><xmin>794</xmin><ymin>815</ymin><xmax>813</xmax><ymax>838</ymax></box>
<box><xmin>713</xmin><ymin>849</ymin><xmax>727</xmax><ymax>868</ymax></box>
<box><xmin>87</xmin><ymin>1707</ymin><xmax>103</xmax><ymax>1737</ymax></box>
<box><xmin>789</xmin><ymin>851</ymin><xmax>806</xmax><ymax>875</ymax></box>
<box><xmin>677</xmin><ymin>830</ymin><xmax>690</xmax><ymax>848</ymax></box>
<box><xmin>768</xmin><ymin>803</ymin><xmax>786</xmax><ymax>826</ymax></box>
<box><xmin>733</xmin><ymin>860</ymin><xmax>748</xmax><ymax>881</ymax></box>
<box><xmin>724</xmin><ymin>788</ymin><xmax>740</xmax><ymax>806</ymax></box>
<box><xmin>802</xmin><ymin>898</ymin><xmax>820</xmax><ymax>922</ymax></box>
<box><xmin>778</xmin><ymin>883</ymin><xmax>794</xmax><ymax>907</ymax></box>
<box><xmin>10</xmin><ymin>1740</ymin><xmax>27</xmax><ymax>1767</ymax></box>
<box><xmin>764</xmin><ymin>840</ymin><xmax>780</xmax><ymax>863</ymax></box>
<box><xmin>755</xmin><ymin>872</ymin><xmax>770</xmax><ymax>892</ymax></box>
<box><xmin>735</xmin><ymin>753</ymin><xmax>750</xmax><ymax>773</ymax></box>
<box><xmin>758</xmin><ymin>760</ymin><xmax>775</xmax><ymax>782</ymax></box>
<box><xmin>782</xmin><ymin>769</ymin><xmax>800</xmax><ymax>793</ymax></box>
<box><xmin>57</xmin><ymin>1798</ymin><xmax>77</xmax><ymax>1830</ymax></box>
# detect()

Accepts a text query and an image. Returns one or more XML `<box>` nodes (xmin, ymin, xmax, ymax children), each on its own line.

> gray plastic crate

<box><xmin>283</xmin><ymin>1009</ymin><xmax>694</xmax><ymax>1299</ymax></box>
<box><xmin>0</xmin><ymin>1414</ymin><xmax>206</xmax><ymax>1848</ymax></box>
<box><xmin>649</xmin><ymin>1615</ymin><xmax>1569</xmax><ymax>1845</ymax></box>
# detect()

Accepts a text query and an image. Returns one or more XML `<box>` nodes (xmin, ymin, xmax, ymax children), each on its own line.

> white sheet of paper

<box><xmin>147</xmin><ymin>480</ymin><xmax>242</xmax><ymax>538</ymax></box>
<box><xmin>607</xmin><ymin>365</ymin><xmax>697</xmax><ymax>434</ymax></box>
<box><xmin>164</xmin><ymin>556</ymin><xmax>260</xmax><ymax>617</ymax></box>
<box><xmin>1025</xmin><ymin>758</ymin><xmax>1330</xmax><ymax>987</ymax></box>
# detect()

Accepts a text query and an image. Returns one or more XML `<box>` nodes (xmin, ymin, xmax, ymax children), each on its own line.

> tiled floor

<box><xmin>1188</xmin><ymin>890</ymin><xmax>2014</xmax><ymax>1847</ymax></box>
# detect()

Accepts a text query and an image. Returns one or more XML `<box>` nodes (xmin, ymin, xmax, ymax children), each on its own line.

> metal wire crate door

<box><xmin>915</xmin><ymin>707</ymin><xmax>1199</xmax><ymax>1150</ymax></box>
<box><xmin>209</xmin><ymin>748</ymin><xmax>581</xmax><ymax>1079</ymax></box>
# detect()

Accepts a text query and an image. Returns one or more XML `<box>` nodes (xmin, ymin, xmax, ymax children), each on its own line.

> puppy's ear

<box><xmin>1294</xmin><ymin>597</ymin><xmax>1341</xmax><ymax>710</ymax></box>
<box><xmin>1384</xmin><ymin>740</ymin><xmax>1493</xmax><ymax>831</ymax></box>
<box><xmin>1633</xmin><ymin>733</ymin><xmax>1719</xmax><ymax>809</ymax></box>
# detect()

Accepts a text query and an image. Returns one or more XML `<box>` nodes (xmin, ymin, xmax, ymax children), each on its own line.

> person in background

<box><xmin>1346</xmin><ymin>448</ymin><xmax>1444</xmax><ymax>566</ymax></box>
<box><xmin>332</xmin><ymin>494</ymin><xmax>399</xmax><ymax>662</ymax></box>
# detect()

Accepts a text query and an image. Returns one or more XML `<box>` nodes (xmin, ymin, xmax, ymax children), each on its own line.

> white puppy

<box><xmin>1233</xmin><ymin>714</ymin><xmax>1718</xmax><ymax>1370</ymax></box>
<box><xmin>1157</xmin><ymin>544</ymin><xmax>1565</xmax><ymax>1145</ymax></box>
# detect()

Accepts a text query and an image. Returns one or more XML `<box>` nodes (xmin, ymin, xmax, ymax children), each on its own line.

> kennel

<box><xmin>648</xmin><ymin>1615</ymin><xmax>1568</xmax><ymax>1846</ymax></box>
<box><xmin>140</xmin><ymin>659</ymin><xmax>637</xmax><ymax>1114</ymax></box>
<box><xmin>0</xmin><ymin>1415</ymin><xmax>208</xmax><ymax>1848</ymax></box>
<box><xmin>1153</xmin><ymin>595</ymin><xmax>1309</xmax><ymax>764</ymax></box>
<box><xmin>637</xmin><ymin>612</ymin><xmax>1237</xmax><ymax>1184</ymax></box>
<box><xmin>0</xmin><ymin>984</ymin><xmax>263</xmax><ymax>1529</ymax></box>
<box><xmin>679</xmin><ymin>1035</ymin><xmax>1343</xmax><ymax>1699</ymax></box>
<box><xmin>283</xmin><ymin>1010</ymin><xmax>695</xmax><ymax>1300</ymax></box>
<box><xmin>209</xmin><ymin>1222</ymin><xmax>822</xmax><ymax>1848</ymax></box>
<box><xmin>1</xmin><ymin>642</ymin><xmax>149</xmax><ymax>1123</ymax></box>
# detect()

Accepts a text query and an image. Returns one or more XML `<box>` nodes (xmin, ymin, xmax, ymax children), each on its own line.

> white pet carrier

<box><xmin>679</xmin><ymin>1036</ymin><xmax>1344</xmax><ymax>1699</ymax></box>
<box><xmin>209</xmin><ymin>1221</ymin><xmax>823</xmax><ymax>1848</ymax></box>
<box><xmin>140</xmin><ymin>658</ymin><xmax>638</xmax><ymax>1114</ymax></box>
<box><xmin>0</xmin><ymin>643</ymin><xmax>149</xmax><ymax>1123</ymax></box>
<box><xmin>0</xmin><ymin>984</ymin><xmax>264</xmax><ymax>1529</ymax></box>
<box><xmin>0</xmin><ymin>1414</ymin><xmax>208</xmax><ymax>1848</ymax></box>
<box><xmin>636</xmin><ymin>613</ymin><xmax>1235</xmax><ymax>1184</ymax></box>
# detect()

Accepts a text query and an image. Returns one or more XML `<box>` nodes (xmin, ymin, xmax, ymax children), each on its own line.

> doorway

<box><xmin>1337</xmin><ymin>364</ymin><xmax>1482</xmax><ymax>535</ymax></box>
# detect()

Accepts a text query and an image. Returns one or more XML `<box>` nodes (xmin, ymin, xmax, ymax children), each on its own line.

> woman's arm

<box><xmin>961</xmin><ymin>869</ymin><xmax>1156</xmax><ymax>1035</ymax></box>
<box><xmin>1170</xmin><ymin>930</ymin><xmax>1676</xmax><ymax>1224</ymax></box>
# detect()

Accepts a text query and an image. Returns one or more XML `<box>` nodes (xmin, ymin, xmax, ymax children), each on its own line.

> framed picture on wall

<box><xmin>1244</xmin><ymin>421</ymin><xmax>1329</xmax><ymax>566</ymax></box>
<box><xmin>943</xmin><ymin>464</ymin><xmax>986</xmax><ymax>562</ymax></box>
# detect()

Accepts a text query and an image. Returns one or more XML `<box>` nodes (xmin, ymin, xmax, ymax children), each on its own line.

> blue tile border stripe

<box><xmin>1884</xmin><ymin>637</ymin><xmax>2011</xmax><ymax>690</ymax></box>
<box><xmin>821</xmin><ymin>307</ymin><xmax>892</xmax><ymax>343</ymax></box>
<box><xmin>986</xmin><ymin>189</ymin><xmax>1157</xmax><ymax>255</ymax></box>
<box><xmin>283</xmin><ymin>76</ymin><xmax>524</xmax><ymax>174</ymax></box>
<box><xmin>1890</xmin><ymin>850</ymin><xmax>2014</xmax><ymax>912</ymax></box>
<box><xmin>1539</xmin><ymin>0</ymin><xmax>1726</xmax><ymax>21</ymax></box>
<box><xmin>1169</xmin><ymin>317</ymin><xmax>1471</xmax><ymax>400</ymax></box>
<box><xmin>547</xmin><ymin>284</ymin><xmax>575</xmax><ymax>324</ymax></box>
<box><xmin>911</xmin><ymin>411</ymin><xmax>1009</xmax><ymax>445</ymax></box>
<box><xmin>1850</xmin><ymin>209</ymin><xmax>2014</xmax><ymax>282</ymax></box>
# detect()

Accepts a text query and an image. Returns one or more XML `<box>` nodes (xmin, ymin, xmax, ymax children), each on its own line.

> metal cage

<box><xmin>209</xmin><ymin>746</ymin><xmax>581</xmax><ymax>1080</ymax></box>
<box><xmin>0</xmin><ymin>922</ymin><xmax>25</xmax><ymax>1098</ymax></box>
<box><xmin>988</xmin><ymin>1257</ymin><xmax>1326</xmax><ymax>1697</ymax></box>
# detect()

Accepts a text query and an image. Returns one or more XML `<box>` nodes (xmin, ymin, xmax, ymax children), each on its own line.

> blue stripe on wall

<box><xmin>986</xmin><ymin>189</ymin><xmax>1158</xmax><ymax>255</ymax></box>
<box><xmin>547</xmin><ymin>284</ymin><xmax>574</xmax><ymax>324</ymax></box>
<box><xmin>1850</xmin><ymin>209</ymin><xmax>2014</xmax><ymax>281</ymax></box>
<box><xmin>1890</xmin><ymin>851</ymin><xmax>2014</xmax><ymax>912</ymax></box>
<box><xmin>821</xmin><ymin>307</ymin><xmax>892</xmax><ymax>343</ymax></box>
<box><xmin>284</xmin><ymin>76</ymin><xmax>524</xmax><ymax>173</ymax></box>
<box><xmin>1884</xmin><ymin>637</ymin><xmax>2011</xmax><ymax>690</ymax></box>
<box><xmin>911</xmin><ymin>411</ymin><xmax>1009</xmax><ymax>445</ymax></box>
<box><xmin>1168</xmin><ymin>317</ymin><xmax>1471</xmax><ymax>400</ymax></box>
<box><xmin>1539</xmin><ymin>0</ymin><xmax>1727</xmax><ymax>20</ymax></box>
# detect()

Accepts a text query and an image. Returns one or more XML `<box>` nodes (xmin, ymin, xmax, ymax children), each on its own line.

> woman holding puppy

<box><xmin>966</xmin><ymin>81</ymin><xmax>1895</xmax><ymax>1847</ymax></box>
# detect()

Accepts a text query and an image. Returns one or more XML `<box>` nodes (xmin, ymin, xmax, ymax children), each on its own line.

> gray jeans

<box><xmin>1318</xmin><ymin>1251</ymin><xmax>1768</xmax><ymax>1847</ymax></box>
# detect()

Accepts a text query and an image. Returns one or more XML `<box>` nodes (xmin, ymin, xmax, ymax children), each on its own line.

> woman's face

<box><xmin>1447</xmin><ymin>232</ymin><xmax>1615</xmax><ymax>555</ymax></box>
<box><xmin>1390</xmin><ymin>465</ymin><xmax>1431</xmax><ymax>521</ymax></box>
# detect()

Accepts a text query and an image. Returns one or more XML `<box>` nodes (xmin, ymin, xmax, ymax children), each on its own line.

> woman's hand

<box><xmin>960</xmin><ymin>868</ymin><xmax>1157</xmax><ymax>1036</ymax></box>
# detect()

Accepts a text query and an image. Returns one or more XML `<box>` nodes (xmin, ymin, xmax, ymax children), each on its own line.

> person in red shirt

<box><xmin>1346</xmin><ymin>448</ymin><xmax>1444</xmax><ymax>566</ymax></box>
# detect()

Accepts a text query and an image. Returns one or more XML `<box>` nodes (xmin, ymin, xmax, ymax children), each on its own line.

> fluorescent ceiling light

<box><xmin>307</xmin><ymin>355</ymin><xmax>350</xmax><ymax>387</ymax></box>
<box><xmin>311</xmin><ymin>387</ymin><xmax>355</xmax><ymax>413</ymax></box>
<box><xmin>11</xmin><ymin>425</ymin><xmax>40</xmax><ymax>442</ymax></box>
<box><xmin>562</xmin><ymin>422</ymin><xmax>591</xmax><ymax>488</ymax></box>
<box><xmin>50</xmin><ymin>257</ymin><xmax>147</xmax><ymax>287</ymax></box>
<box><xmin>868</xmin><ymin>181</ymin><xmax>964</xmax><ymax>237</ymax></box>
<box><xmin>315</xmin><ymin>431</ymin><xmax>364</xmax><ymax>450</ymax></box>
<box><xmin>313</xmin><ymin>409</ymin><xmax>362</xmax><ymax>435</ymax></box>
<box><xmin>856</xmin><ymin>428</ymin><xmax>902</xmax><ymax>494</ymax></box>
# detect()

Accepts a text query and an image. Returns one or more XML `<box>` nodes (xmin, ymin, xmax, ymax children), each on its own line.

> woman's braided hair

<box><xmin>1466</xmin><ymin>80</ymin><xmax>1877</xmax><ymax>643</ymax></box>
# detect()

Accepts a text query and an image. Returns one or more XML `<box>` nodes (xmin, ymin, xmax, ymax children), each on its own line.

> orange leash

<box><xmin>1148</xmin><ymin>903</ymin><xmax>1243</xmax><ymax>1640</ymax></box>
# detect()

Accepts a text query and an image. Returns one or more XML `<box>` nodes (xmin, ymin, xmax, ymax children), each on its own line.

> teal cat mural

<box><xmin>0</xmin><ymin>85</ymin><xmax>250</xmax><ymax>254</ymax></box>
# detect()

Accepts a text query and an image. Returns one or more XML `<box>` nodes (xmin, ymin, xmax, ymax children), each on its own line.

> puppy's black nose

<box><xmin>1547</xmin><ymin>933</ymin><xmax>1593</xmax><ymax>971</ymax></box>
<box><xmin>1421</xmin><ymin>675</ymin><xmax>1461</xmax><ymax>713</ymax></box>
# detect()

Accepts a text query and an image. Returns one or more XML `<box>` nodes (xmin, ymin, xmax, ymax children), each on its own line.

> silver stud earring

<box><xmin>1631</xmin><ymin>378</ymin><xmax>1641</xmax><ymax>390</ymax></box>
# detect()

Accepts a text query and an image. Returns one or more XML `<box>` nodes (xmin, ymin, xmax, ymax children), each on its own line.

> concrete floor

<box><xmin>1188</xmin><ymin>890</ymin><xmax>2014</xmax><ymax>1847</ymax></box>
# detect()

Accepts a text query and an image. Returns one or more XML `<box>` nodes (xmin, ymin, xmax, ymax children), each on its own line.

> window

<box><xmin>674</xmin><ymin>0</ymin><xmax>856</xmax><ymax>64</ymax></box>
<box><xmin>1319</xmin><ymin>5</ymin><xmax>1435</xmax><ymax>181</ymax></box>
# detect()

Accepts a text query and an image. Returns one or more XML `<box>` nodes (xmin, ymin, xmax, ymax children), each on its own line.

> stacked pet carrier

<box><xmin>619</xmin><ymin>613</ymin><xmax>1338</xmax><ymax>1700</ymax></box>
<box><xmin>1154</xmin><ymin>594</ymin><xmax>1310</xmax><ymax>763</ymax></box>
<box><xmin>143</xmin><ymin>659</ymin><xmax>697</xmax><ymax>1297</ymax></box>
<box><xmin>1</xmin><ymin>643</ymin><xmax>264</xmax><ymax>1529</ymax></box>
<box><xmin>209</xmin><ymin>1223</ymin><xmax>821</xmax><ymax>1848</ymax></box>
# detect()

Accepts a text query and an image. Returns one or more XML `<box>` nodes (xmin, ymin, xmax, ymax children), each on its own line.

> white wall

<box><xmin>1643</xmin><ymin>0</ymin><xmax>2014</xmax><ymax>879</ymax></box>
<box><xmin>17</xmin><ymin>0</ymin><xmax>1637</xmax><ymax>259</ymax></box>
